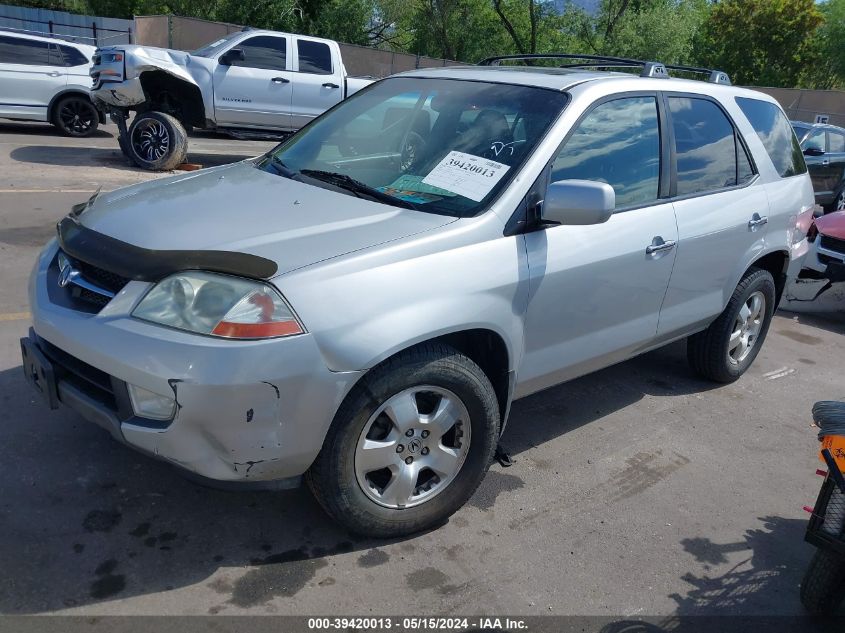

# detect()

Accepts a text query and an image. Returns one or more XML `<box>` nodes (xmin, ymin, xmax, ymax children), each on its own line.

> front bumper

<box><xmin>804</xmin><ymin>233</ymin><xmax>845</xmax><ymax>275</ymax></box>
<box><xmin>91</xmin><ymin>77</ymin><xmax>146</xmax><ymax>109</ymax></box>
<box><xmin>28</xmin><ymin>240</ymin><xmax>363</xmax><ymax>483</ymax></box>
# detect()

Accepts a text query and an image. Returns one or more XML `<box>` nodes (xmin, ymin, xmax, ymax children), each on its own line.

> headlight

<box><xmin>132</xmin><ymin>272</ymin><xmax>303</xmax><ymax>339</ymax></box>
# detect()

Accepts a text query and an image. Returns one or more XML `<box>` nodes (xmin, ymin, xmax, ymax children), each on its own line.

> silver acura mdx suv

<box><xmin>22</xmin><ymin>55</ymin><xmax>815</xmax><ymax>537</ymax></box>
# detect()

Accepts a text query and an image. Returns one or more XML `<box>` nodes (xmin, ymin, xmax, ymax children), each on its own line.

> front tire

<box><xmin>307</xmin><ymin>343</ymin><xmax>499</xmax><ymax>538</ymax></box>
<box><xmin>800</xmin><ymin>549</ymin><xmax>845</xmax><ymax>615</ymax></box>
<box><xmin>52</xmin><ymin>95</ymin><xmax>99</xmax><ymax>137</ymax></box>
<box><xmin>127</xmin><ymin>111</ymin><xmax>187</xmax><ymax>171</ymax></box>
<box><xmin>687</xmin><ymin>267</ymin><xmax>776</xmax><ymax>383</ymax></box>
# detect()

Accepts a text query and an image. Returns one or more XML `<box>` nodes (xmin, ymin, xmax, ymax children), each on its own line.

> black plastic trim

<box><xmin>57</xmin><ymin>215</ymin><xmax>278</xmax><ymax>281</ymax></box>
<box><xmin>30</xmin><ymin>329</ymin><xmax>173</xmax><ymax>431</ymax></box>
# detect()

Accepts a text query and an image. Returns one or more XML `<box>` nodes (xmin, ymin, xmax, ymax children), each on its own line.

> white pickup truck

<box><xmin>90</xmin><ymin>28</ymin><xmax>373</xmax><ymax>170</ymax></box>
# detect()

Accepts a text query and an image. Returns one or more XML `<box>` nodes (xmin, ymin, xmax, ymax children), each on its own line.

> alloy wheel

<box><xmin>132</xmin><ymin>119</ymin><xmax>171</xmax><ymax>162</ymax></box>
<box><xmin>354</xmin><ymin>386</ymin><xmax>471</xmax><ymax>509</ymax></box>
<box><xmin>727</xmin><ymin>290</ymin><xmax>766</xmax><ymax>364</ymax></box>
<box><xmin>59</xmin><ymin>99</ymin><xmax>96</xmax><ymax>135</ymax></box>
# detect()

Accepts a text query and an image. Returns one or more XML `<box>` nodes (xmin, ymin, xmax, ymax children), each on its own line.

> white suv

<box><xmin>0</xmin><ymin>30</ymin><xmax>101</xmax><ymax>136</ymax></box>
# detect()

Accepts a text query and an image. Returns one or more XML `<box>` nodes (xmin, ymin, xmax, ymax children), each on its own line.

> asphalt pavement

<box><xmin>1</xmin><ymin>121</ymin><xmax>844</xmax><ymax>618</ymax></box>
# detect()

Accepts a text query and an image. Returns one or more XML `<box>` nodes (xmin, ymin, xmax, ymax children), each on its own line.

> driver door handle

<box><xmin>646</xmin><ymin>239</ymin><xmax>676</xmax><ymax>255</ymax></box>
<box><xmin>322</xmin><ymin>82</ymin><xmax>340</xmax><ymax>89</ymax></box>
<box><xmin>748</xmin><ymin>214</ymin><xmax>768</xmax><ymax>229</ymax></box>
<box><xmin>271</xmin><ymin>76</ymin><xmax>290</xmax><ymax>84</ymax></box>
<box><xmin>822</xmin><ymin>159</ymin><xmax>830</xmax><ymax>166</ymax></box>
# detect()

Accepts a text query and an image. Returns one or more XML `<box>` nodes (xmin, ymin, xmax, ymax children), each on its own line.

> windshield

<box><xmin>191</xmin><ymin>32</ymin><xmax>241</xmax><ymax>57</ymax></box>
<box><xmin>260</xmin><ymin>77</ymin><xmax>568</xmax><ymax>217</ymax></box>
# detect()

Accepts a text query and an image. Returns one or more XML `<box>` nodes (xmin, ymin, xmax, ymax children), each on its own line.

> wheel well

<box><xmin>433</xmin><ymin>329</ymin><xmax>511</xmax><ymax>426</ymax></box>
<box><xmin>749</xmin><ymin>250</ymin><xmax>789</xmax><ymax>305</ymax></box>
<box><xmin>138</xmin><ymin>71</ymin><xmax>204</xmax><ymax>127</ymax></box>
<box><xmin>48</xmin><ymin>90</ymin><xmax>105</xmax><ymax>124</ymax></box>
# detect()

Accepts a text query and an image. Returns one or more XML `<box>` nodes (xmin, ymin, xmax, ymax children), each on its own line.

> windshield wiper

<box><xmin>266</xmin><ymin>156</ymin><xmax>302</xmax><ymax>181</ymax></box>
<box><xmin>300</xmin><ymin>169</ymin><xmax>418</xmax><ymax>210</ymax></box>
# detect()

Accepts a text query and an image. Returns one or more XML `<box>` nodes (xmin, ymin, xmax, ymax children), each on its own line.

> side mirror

<box><xmin>804</xmin><ymin>146</ymin><xmax>825</xmax><ymax>157</ymax></box>
<box><xmin>220</xmin><ymin>48</ymin><xmax>245</xmax><ymax>65</ymax></box>
<box><xmin>542</xmin><ymin>179</ymin><xmax>615</xmax><ymax>226</ymax></box>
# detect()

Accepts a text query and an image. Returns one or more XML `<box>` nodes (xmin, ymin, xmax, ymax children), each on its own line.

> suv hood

<box><xmin>77</xmin><ymin>162</ymin><xmax>455</xmax><ymax>276</ymax></box>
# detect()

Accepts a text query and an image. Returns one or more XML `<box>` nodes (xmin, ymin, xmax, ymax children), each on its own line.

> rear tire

<box><xmin>307</xmin><ymin>343</ymin><xmax>499</xmax><ymax>538</ymax></box>
<box><xmin>687</xmin><ymin>267</ymin><xmax>775</xmax><ymax>383</ymax></box>
<box><xmin>800</xmin><ymin>549</ymin><xmax>845</xmax><ymax>615</ymax></box>
<box><xmin>52</xmin><ymin>95</ymin><xmax>99</xmax><ymax>137</ymax></box>
<box><xmin>127</xmin><ymin>111</ymin><xmax>187</xmax><ymax>171</ymax></box>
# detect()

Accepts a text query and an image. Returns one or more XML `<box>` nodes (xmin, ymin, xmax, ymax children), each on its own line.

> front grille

<box><xmin>820</xmin><ymin>234</ymin><xmax>845</xmax><ymax>255</ymax></box>
<box><xmin>72</xmin><ymin>258</ymin><xmax>130</xmax><ymax>294</ymax></box>
<box><xmin>49</xmin><ymin>251</ymin><xmax>130</xmax><ymax>314</ymax></box>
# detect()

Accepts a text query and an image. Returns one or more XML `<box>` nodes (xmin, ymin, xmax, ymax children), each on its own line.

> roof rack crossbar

<box><xmin>663</xmin><ymin>64</ymin><xmax>731</xmax><ymax>85</ymax></box>
<box><xmin>477</xmin><ymin>53</ymin><xmax>730</xmax><ymax>85</ymax></box>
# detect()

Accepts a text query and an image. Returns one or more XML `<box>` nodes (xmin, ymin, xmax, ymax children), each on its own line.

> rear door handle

<box><xmin>748</xmin><ymin>214</ymin><xmax>768</xmax><ymax>229</ymax></box>
<box><xmin>646</xmin><ymin>238</ymin><xmax>676</xmax><ymax>255</ymax></box>
<box><xmin>322</xmin><ymin>82</ymin><xmax>340</xmax><ymax>89</ymax></box>
<box><xmin>46</xmin><ymin>71</ymin><xmax>61</xmax><ymax>77</ymax></box>
<box><xmin>271</xmin><ymin>76</ymin><xmax>290</xmax><ymax>84</ymax></box>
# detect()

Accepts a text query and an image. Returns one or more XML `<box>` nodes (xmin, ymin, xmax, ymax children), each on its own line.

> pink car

<box><xmin>806</xmin><ymin>210</ymin><xmax>845</xmax><ymax>279</ymax></box>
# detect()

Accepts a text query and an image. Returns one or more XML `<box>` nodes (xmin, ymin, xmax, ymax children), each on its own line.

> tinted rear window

<box><xmin>57</xmin><ymin>44</ymin><xmax>89</xmax><ymax>67</ymax></box>
<box><xmin>829</xmin><ymin>131</ymin><xmax>845</xmax><ymax>154</ymax></box>
<box><xmin>297</xmin><ymin>40</ymin><xmax>332</xmax><ymax>74</ymax></box>
<box><xmin>736</xmin><ymin>97</ymin><xmax>807</xmax><ymax>178</ymax></box>
<box><xmin>669</xmin><ymin>97</ymin><xmax>737</xmax><ymax>196</ymax></box>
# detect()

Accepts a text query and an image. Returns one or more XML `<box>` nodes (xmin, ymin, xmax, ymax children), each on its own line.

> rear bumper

<box><xmin>28</xmin><ymin>240</ymin><xmax>364</xmax><ymax>484</ymax></box>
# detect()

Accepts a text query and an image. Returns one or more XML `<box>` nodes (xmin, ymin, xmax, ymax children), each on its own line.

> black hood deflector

<box><xmin>57</xmin><ymin>216</ymin><xmax>279</xmax><ymax>281</ymax></box>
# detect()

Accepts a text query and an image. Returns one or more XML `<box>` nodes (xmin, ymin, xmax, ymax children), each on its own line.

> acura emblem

<box><xmin>59</xmin><ymin>265</ymin><xmax>73</xmax><ymax>287</ymax></box>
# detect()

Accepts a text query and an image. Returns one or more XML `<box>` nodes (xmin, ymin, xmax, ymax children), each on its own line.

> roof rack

<box><xmin>476</xmin><ymin>54</ymin><xmax>731</xmax><ymax>85</ymax></box>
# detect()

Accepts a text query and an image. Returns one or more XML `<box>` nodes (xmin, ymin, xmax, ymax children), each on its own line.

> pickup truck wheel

<box><xmin>307</xmin><ymin>343</ymin><xmax>499</xmax><ymax>538</ymax></box>
<box><xmin>52</xmin><ymin>95</ymin><xmax>99</xmax><ymax>137</ymax></box>
<box><xmin>687</xmin><ymin>267</ymin><xmax>775</xmax><ymax>383</ymax></box>
<box><xmin>127</xmin><ymin>111</ymin><xmax>187</xmax><ymax>171</ymax></box>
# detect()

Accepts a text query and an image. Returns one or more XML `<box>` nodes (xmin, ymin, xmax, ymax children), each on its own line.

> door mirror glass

<box><xmin>220</xmin><ymin>48</ymin><xmax>245</xmax><ymax>65</ymax></box>
<box><xmin>543</xmin><ymin>179</ymin><xmax>615</xmax><ymax>226</ymax></box>
<box><xmin>803</xmin><ymin>146</ymin><xmax>825</xmax><ymax>157</ymax></box>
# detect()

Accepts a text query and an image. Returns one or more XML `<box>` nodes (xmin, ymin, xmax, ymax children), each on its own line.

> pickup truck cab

<box><xmin>91</xmin><ymin>28</ymin><xmax>372</xmax><ymax>170</ymax></box>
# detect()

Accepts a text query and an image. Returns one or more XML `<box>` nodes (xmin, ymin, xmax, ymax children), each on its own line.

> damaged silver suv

<box><xmin>22</xmin><ymin>55</ymin><xmax>814</xmax><ymax>537</ymax></box>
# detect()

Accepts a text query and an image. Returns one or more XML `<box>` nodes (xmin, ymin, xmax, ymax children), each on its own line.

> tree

<box><xmin>698</xmin><ymin>0</ymin><xmax>824</xmax><ymax>87</ymax></box>
<box><xmin>815</xmin><ymin>0</ymin><xmax>845</xmax><ymax>88</ymax></box>
<box><xmin>577</xmin><ymin>0</ymin><xmax>710</xmax><ymax>65</ymax></box>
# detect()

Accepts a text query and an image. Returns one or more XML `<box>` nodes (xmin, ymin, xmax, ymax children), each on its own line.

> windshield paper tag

<box><xmin>422</xmin><ymin>151</ymin><xmax>510</xmax><ymax>202</ymax></box>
